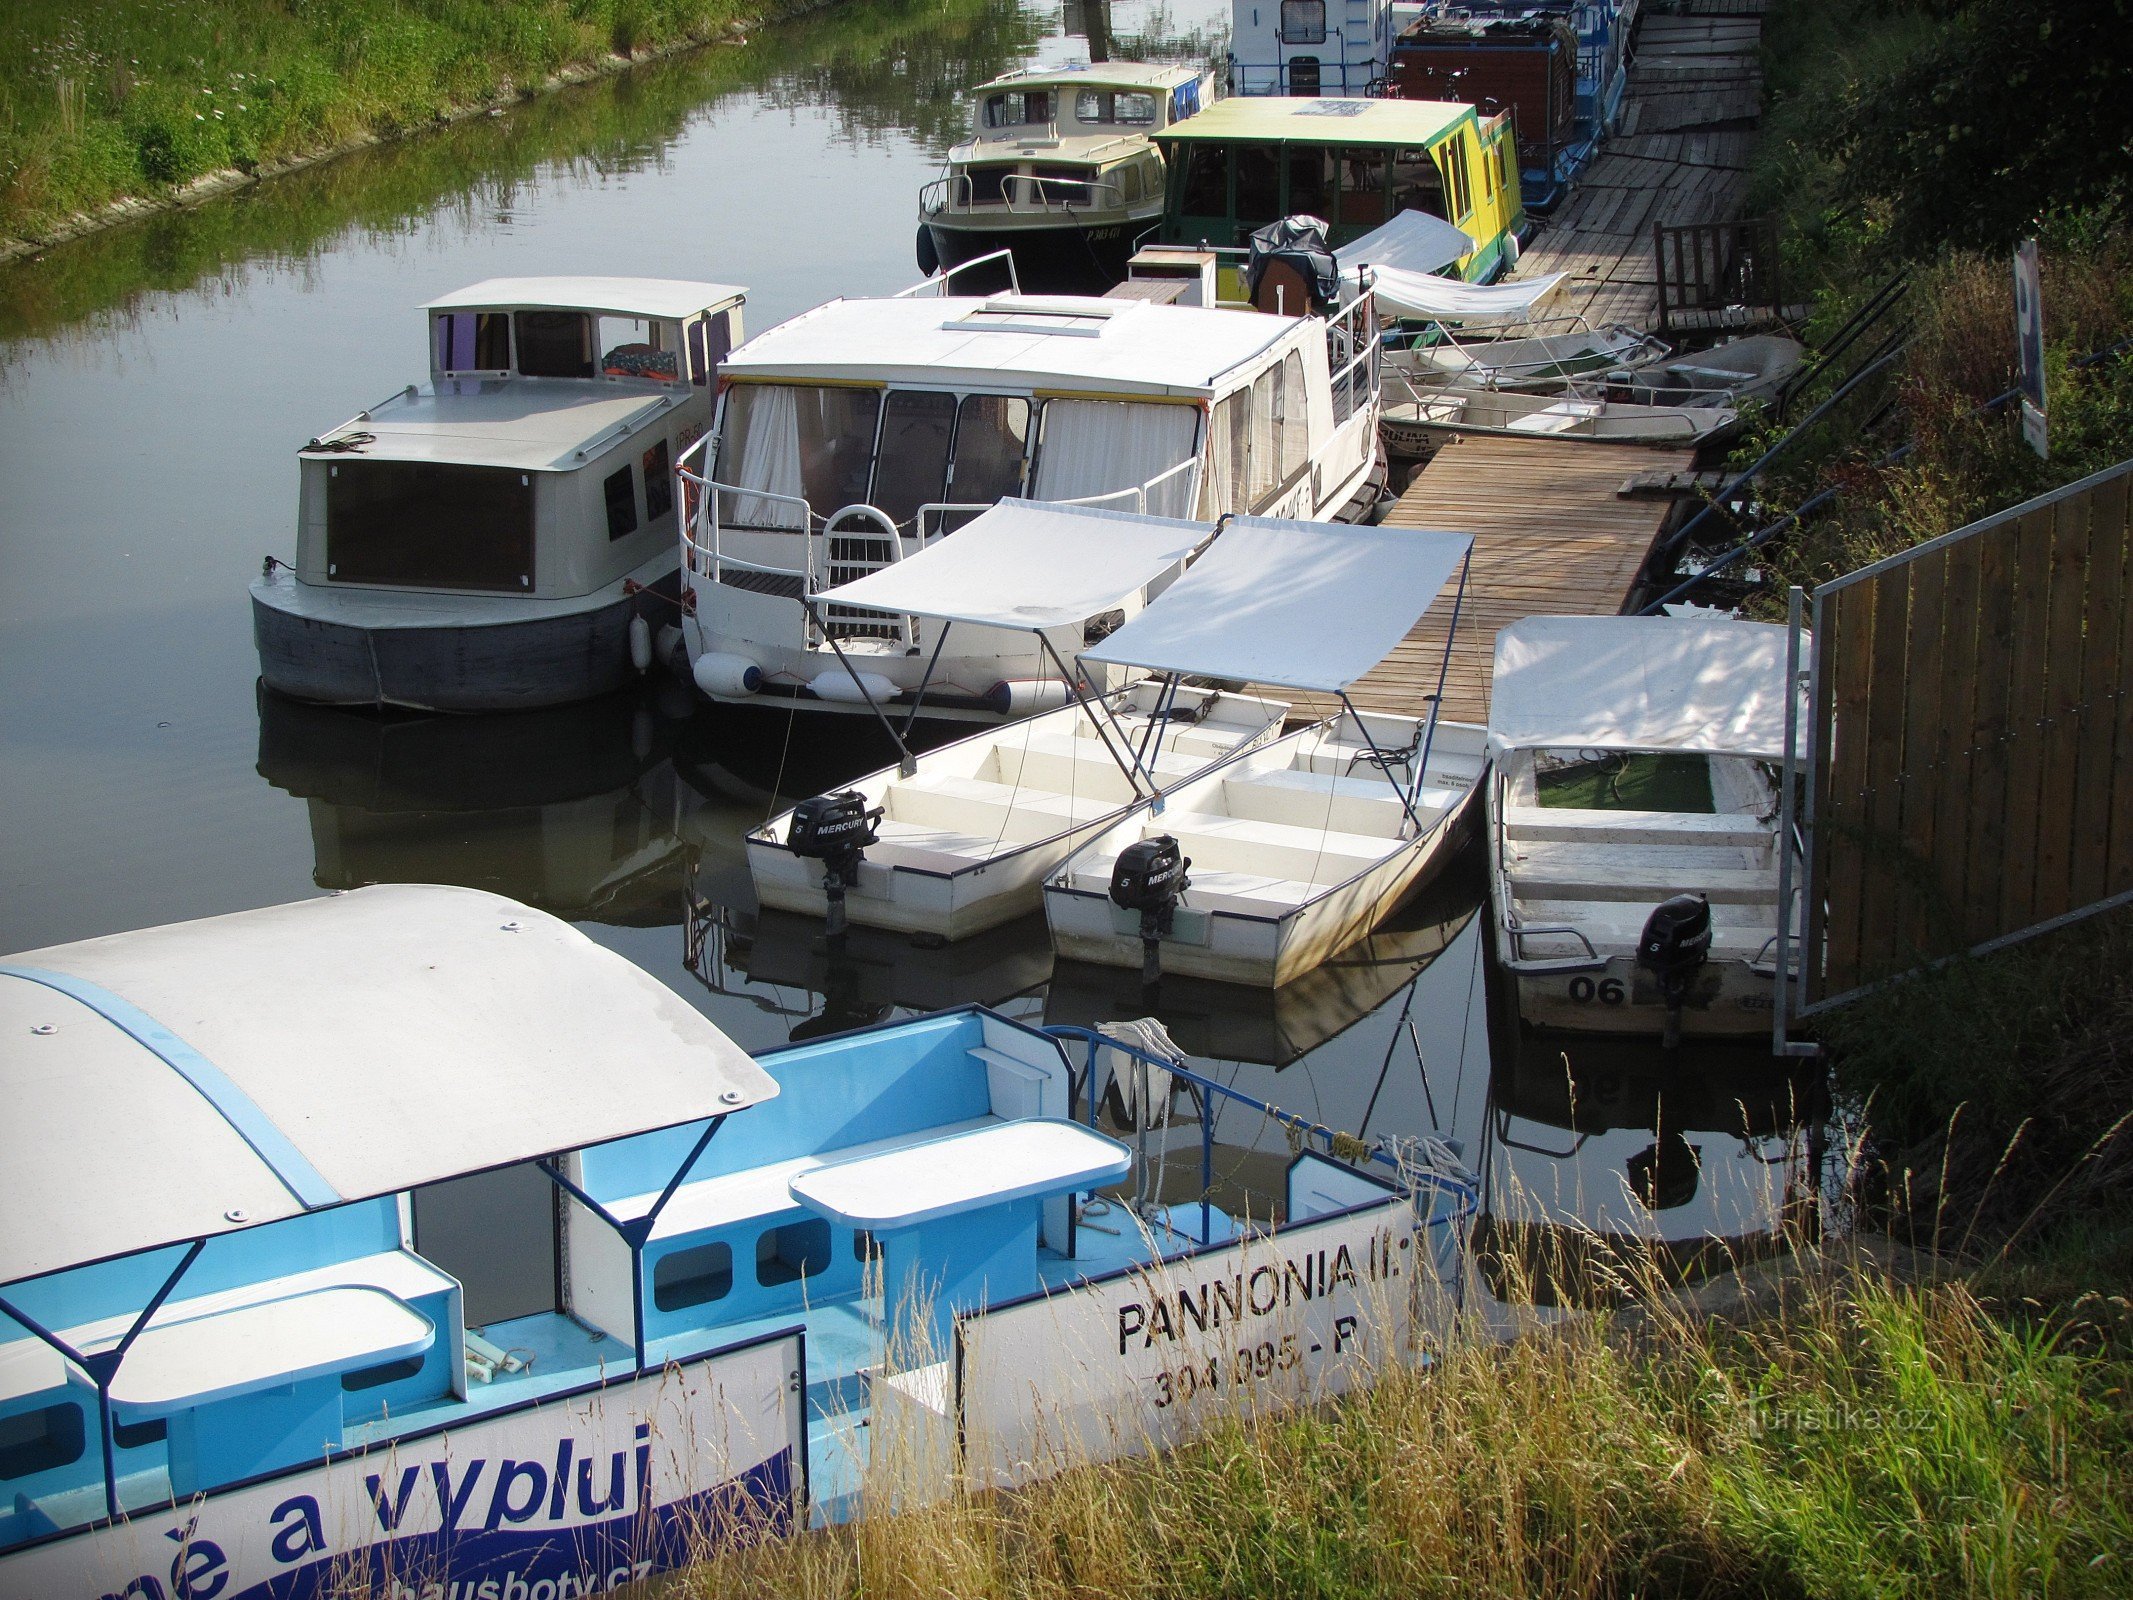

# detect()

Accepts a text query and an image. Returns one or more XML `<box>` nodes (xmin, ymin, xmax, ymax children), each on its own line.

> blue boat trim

<box><xmin>0</xmin><ymin>964</ymin><xmax>342</xmax><ymax>1210</ymax></box>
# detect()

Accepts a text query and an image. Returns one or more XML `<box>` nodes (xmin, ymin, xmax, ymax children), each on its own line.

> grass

<box><xmin>0</xmin><ymin>0</ymin><xmax>773</xmax><ymax>242</ymax></box>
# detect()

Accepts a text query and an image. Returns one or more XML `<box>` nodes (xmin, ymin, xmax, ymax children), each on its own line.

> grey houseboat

<box><xmin>252</xmin><ymin>277</ymin><xmax>746</xmax><ymax>712</ymax></box>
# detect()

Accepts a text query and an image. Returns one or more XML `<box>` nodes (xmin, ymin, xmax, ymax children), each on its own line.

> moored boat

<box><xmin>252</xmin><ymin>278</ymin><xmax>745</xmax><ymax>712</ymax></box>
<box><xmin>1485</xmin><ymin>616</ymin><xmax>1804</xmax><ymax>1041</ymax></box>
<box><xmin>1380</xmin><ymin>380</ymin><xmax>1738</xmax><ymax>452</ymax></box>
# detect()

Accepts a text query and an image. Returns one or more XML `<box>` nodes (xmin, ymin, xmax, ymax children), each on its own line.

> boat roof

<box><xmin>1369</xmin><ymin>264</ymin><xmax>1568</xmax><ymax>322</ymax></box>
<box><xmin>1157</xmin><ymin>97</ymin><xmax>1473</xmax><ymax>148</ymax></box>
<box><xmin>812</xmin><ymin>500</ymin><xmax>1214</xmax><ymax>631</ymax></box>
<box><xmin>305</xmin><ymin>380</ymin><xmax>684</xmax><ymax>472</ymax></box>
<box><xmin>975</xmin><ymin>60</ymin><xmax>1203</xmax><ymax>93</ymax></box>
<box><xmin>1338</xmin><ymin>209</ymin><xmax>1480</xmax><ymax>278</ymax></box>
<box><xmin>721</xmin><ymin>294</ymin><xmax>1302</xmax><ymax>397</ymax></box>
<box><xmin>0</xmin><ymin>886</ymin><xmax>776</xmax><ymax>1285</ymax></box>
<box><xmin>1488</xmin><ymin>616</ymin><xmax>1800</xmax><ymax>759</ymax></box>
<box><xmin>1083</xmin><ymin>519</ymin><xmax>1473</xmax><ymax>693</ymax></box>
<box><xmin>421</xmin><ymin>277</ymin><xmax>746</xmax><ymax>320</ymax></box>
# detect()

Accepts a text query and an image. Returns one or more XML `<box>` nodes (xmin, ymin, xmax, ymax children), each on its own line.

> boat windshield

<box><xmin>983</xmin><ymin>89</ymin><xmax>1052</xmax><ymax>129</ymax></box>
<box><xmin>1075</xmin><ymin>89</ymin><xmax>1157</xmax><ymax>127</ymax></box>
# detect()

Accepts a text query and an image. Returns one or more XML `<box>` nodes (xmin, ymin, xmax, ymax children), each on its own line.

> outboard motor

<box><xmin>786</xmin><ymin>790</ymin><xmax>882</xmax><ymax>939</ymax></box>
<box><xmin>1636</xmin><ymin>893</ymin><xmax>1712</xmax><ymax>1048</ymax></box>
<box><xmin>1109</xmin><ymin>835</ymin><xmax>1189</xmax><ymax>988</ymax></box>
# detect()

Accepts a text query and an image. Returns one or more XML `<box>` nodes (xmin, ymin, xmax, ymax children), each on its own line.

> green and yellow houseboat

<box><xmin>1153</xmin><ymin>97</ymin><xmax>1526</xmax><ymax>281</ymax></box>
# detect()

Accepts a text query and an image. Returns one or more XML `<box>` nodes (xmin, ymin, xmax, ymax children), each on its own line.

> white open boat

<box><xmin>747</xmin><ymin>502</ymin><xmax>1288</xmax><ymax>939</ymax></box>
<box><xmin>1486</xmin><ymin>616</ymin><xmax>1804</xmax><ymax>1041</ymax></box>
<box><xmin>1044</xmin><ymin>518</ymin><xmax>1485</xmax><ymax>989</ymax></box>
<box><xmin>1389</xmin><ymin>324</ymin><xmax>1672</xmax><ymax>393</ymax></box>
<box><xmin>1381</xmin><ymin>382</ymin><xmax>1739</xmax><ymax>453</ymax></box>
<box><xmin>1608</xmin><ymin>334</ymin><xmax>1807</xmax><ymax>409</ymax></box>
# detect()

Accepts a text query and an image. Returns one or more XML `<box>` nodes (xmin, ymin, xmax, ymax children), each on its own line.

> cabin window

<box><xmin>983</xmin><ymin>90</ymin><xmax>1051</xmax><ymax>128</ymax></box>
<box><xmin>1030</xmin><ymin>163</ymin><xmax>1098</xmax><ymax>206</ymax></box>
<box><xmin>0</xmin><ymin>1403</ymin><xmax>84</xmax><ymax>1480</ymax></box>
<box><xmin>870</xmin><ymin>390</ymin><xmax>957</xmax><ymax>527</ymax></box>
<box><xmin>948</xmin><ymin>394</ymin><xmax>1033</xmax><ymax>505</ymax></box>
<box><xmin>1076</xmin><ymin>89</ymin><xmax>1157</xmax><ymax>126</ymax></box>
<box><xmin>1034</xmin><ymin>400</ymin><xmax>1199</xmax><ymax>517</ymax></box>
<box><xmin>653</xmin><ymin>1241</ymin><xmax>734</xmax><ymax>1310</ymax></box>
<box><xmin>326</xmin><ymin>461</ymin><xmax>535</xmax><ymax>591</ymax></box>
<box><xmin>715</xmin><ymin>383</ymin><xmax>883</xmax><ymax>529</ymax></box>
<box><xmin>643</xmin><ymin>439</ymin><xmax>674</xmax><ymax>521</ymax></box>
<box><xmin>1500</xmin><ymin>137</ymin><xmax>1517</xmax><ymax>198</ymax></box>
<box><xmin>757</xmin><ymin>1219</ymin><xmax>833</xmax><ymax>1286</ymax></box>
<box><xmin>1284</xmin><ymin>146</ymin><xmax>1335</xmax><ymax>218</ymax></box>
<box><xmin>1234</xmin><ymin>145</ymin><xmax>1281</xmax><ymax>224</ymax></box>
<box><xmin>1436</xmin><ymin>131</ymin><xmax>1474</xmax><ymax>220</ymax></box>
<box><xmin>343</xmin><ymin>1355</ymin><xmax>427</xmax><ymax>1393</ymax></box>
<box><xmin>604</xmin><ymin>465</ymin><xmax>639</xmax><ymax>540</ymax></box>
<box><xmin>1176</xmin><ymin>146</ymin><xmax>1228</xmax><ymax>218</ymax></box>
<box><xmin>962</xmin><ymin>165</ymin><xmax>1012</xmax><ymax>206</ymax></box>
<box><xmin>1391</xmin><ymin>146</ymin><xmax>1448</xmax><ymax>221</ymax></box>
<box><xmin>597</xmin><ymin>314</ymin><xmax>681</xmax><ymax>382</ymax></box>
<box><xmin>1338</xmin><ymin>146</ymin><xmax>1390</xmax><ymax>226</ymax></box>
<box><xmin>1279</xmin><ymin>0</ymin><xmax>1328</xmax><ymax>43</ymax></box>
<box><xmin>1120</xmin><ymin>164</ymin><xmax>1144</xmax><ymax>203</ymax></box>
<box><xmin>1277</xmin><ymin>351</ymin><xmax>1308</xmax><ymax>483</ymax></box>
<box><xmin>434</xmin><ymin>311</ymin><xmax>511</xmax><ymax>372</ymax></box>
<box><xmin>515</xmin><ymin>310</ymin><xmax>596</xmax><ymax>378</ymax></box>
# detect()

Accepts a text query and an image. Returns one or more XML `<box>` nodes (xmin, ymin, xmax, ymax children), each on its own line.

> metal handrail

<box><xmin>895</xmin><ymin>248</ymin><xmax>1023</xmax><ymax>298</ymax></box>
<box><xmin>1002</xmin><ymin>174</ymin><xmax>1125</xmax><ymax>215</ymax></box>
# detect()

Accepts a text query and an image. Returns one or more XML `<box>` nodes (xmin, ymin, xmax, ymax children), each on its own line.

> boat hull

<box><xmin>1505</xmin><ymin>952</ymin><xmax>1778</xmax><ymax>1037</ymax></box>
<box><xmin>925</xmin><ymin>215</ymin><xmax>1151</xmax><ymax>295</ymax></box>
<box><xmin>251</xmin><ymin>569</ymin><xmax>677</xmax><ymax>713</ymax></box>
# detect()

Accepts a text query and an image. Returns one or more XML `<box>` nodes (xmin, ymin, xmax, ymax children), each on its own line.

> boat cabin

<box><xmin>1154</xmin><ymin>96</ymin><xmax>1524</xmax><ymax>277</ymax></box>
<box><xmin>1433</xmin><ymin>0</ymin><xmax>1637</xmax><ymax>145</ymax></box>
<box><xmin>1388</xmin><ymin>13</ymin><xmax>1583</xmax><ymax>207</ymax></box>
<box><xmin>1229</xmin><ymin>0</ymin><xmax>1406</xmax><ymax>96</ymax></box>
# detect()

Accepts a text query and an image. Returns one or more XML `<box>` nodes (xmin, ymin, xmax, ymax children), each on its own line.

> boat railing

<box><xmin>895</xmin><ymin>248</ymin><xmax>1023</xmax><ymax>298</ymax></box>
<box><xmin>1000</xmin><ymin>174</ymin><xmax>1126</xmax><ymax>215</ymax></box>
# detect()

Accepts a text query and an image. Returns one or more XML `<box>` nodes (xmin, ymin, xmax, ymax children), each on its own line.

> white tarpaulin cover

<box><xmin>1081</xmin><ymin>518</ymin><xmax>1472</xmax><ymax>692</ymax></box>
<box><xmin>1337</xmin><ymin>210</ymin><xmax>1478</xmax><ymax>279</ymax></box>
<box><xmin>810</xmin><ymin>500</ymin><xmax>1213</xmax><ymax>630</ymax></box>
<box><xmin>0</xmin><ymin>885</ymin><xmax>775</xmax><ymax>1283</ymax></box>
<box><xmin>1368</xmin><ymin>264</ymin><xmax>1569</xmax><ymax>324</ymax></box>
<box><xmin>1488</xmin><ymin>616</ymin><xmax>1800</xmax><ymax>759</ymax></box>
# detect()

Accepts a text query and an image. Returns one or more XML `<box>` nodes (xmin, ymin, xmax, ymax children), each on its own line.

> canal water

<box><xmin>0</xmin><ymin>0</ymin><xmax>1824</xmax><ymax>1320</ymax></box>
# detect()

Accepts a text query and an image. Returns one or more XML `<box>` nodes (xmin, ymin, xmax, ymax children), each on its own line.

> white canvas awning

<box><xmin>809</xmin><ymin>501</ymin><xmax>1214</xmax><ymax>630</ymax></box>
<box><xmin>1369</xmin><ymin>265</ymin><xmax>1568</xmax><ymax>324</ymax></box>
<box><xmin>1081</xmin><ymin>519</ymin><xmax>1472</xmax><ymax>693</ymax></box>
<box><xmin>1488</xmin><ymin>616</ymin><xmax>1801</xmax><ymax>759</ymax></box>
<box><xmin>0</xmin><ymin>885</ymin><xmax>776</xmax><ymax>1284</ymax></box>
<box><xmin>1337</xmin><ymin>210</ymin><xmax>1478</xmax><ymax>279</ymax></box>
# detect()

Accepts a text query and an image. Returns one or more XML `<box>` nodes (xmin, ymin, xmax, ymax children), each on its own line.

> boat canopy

<box><xmin>421</xmin><ymin>277</ymin><xmax>746</xmax><ymax>319</ymax></box>
<box><xmin>1082</xmin><ymin>519</ymin><xmax>1472</xmax><ymax>693</ymax></box>
<box><xmin>807</xmin><ymin>501</ymin><xmax>1213</xmax><ymax>630</ymax></box>
<box><xmin>1159</xmin><ymin>97</ymin><xmax>1472</xmax><ymax>149</ymax></box>
<box><xmin>1337</xmin><ymin>210</ymin><xmax>1479</xmax><ymax>280</ymax></box>
<box><xmin>1488</xmin><ymin>616</ymin><xmax>1801</xmax><ymax>760</ymax></box>
<box><xmin>1368</xmin><ymin>265</ymin><xmax>1569</xmax><ymax>323</ymax></box>
<box><xmin>0</xmin><ymin>885</ymin><xmax>775</xmax><ymax>1285</ymax></box>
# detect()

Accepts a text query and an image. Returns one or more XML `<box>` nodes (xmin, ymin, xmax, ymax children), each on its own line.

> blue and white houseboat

<box><xmin>252</xmin><ymin>278</ymin><xmax>746</xmax><ymax>713</ymax></box>
<box><xmin>0</xmin><ymin>887</ymin><xmax>1472</xmax><ymax>1597</ymax></box>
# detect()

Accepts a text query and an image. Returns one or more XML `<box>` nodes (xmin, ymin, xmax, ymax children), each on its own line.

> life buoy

<box><xmin>915</xmin><ymin>225</ymin><xmax>940</xmax><ymax>277</ymax></box>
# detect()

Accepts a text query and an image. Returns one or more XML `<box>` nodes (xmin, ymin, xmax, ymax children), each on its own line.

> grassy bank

<box><xmin>0</xmin><ymin>0</ymin><xmax>774</xmax><ymax>246</ymax></box>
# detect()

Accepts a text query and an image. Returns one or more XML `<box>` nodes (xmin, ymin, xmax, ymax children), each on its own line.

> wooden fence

<box><xmin>1792</xmin><ymin>459</ymin><xmax>2133</xmax><ymax>1010</ymax></box>
<box><xmin>1653</xmin><ymin>217</ymin><xmax>1782</xmax><ymax>331</ymax></box>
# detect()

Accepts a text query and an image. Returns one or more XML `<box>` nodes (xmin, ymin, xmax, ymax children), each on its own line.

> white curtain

<box><xmin>722</xmin><ymin>384</ymin><xmax>803</xmax><ymax>529</ymax></box>
<box><xmin>1033</xmin><ymin>401</ymin><xmax>1200</xmax><ymax>518</ymax></box>
<box><xmin>1199</xmin><ymin>393</ymin><xmax>1239</xmax><ymax>517</ymax></box>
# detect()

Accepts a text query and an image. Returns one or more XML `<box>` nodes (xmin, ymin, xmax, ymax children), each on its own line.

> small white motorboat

<box><xmin>1043</xmin><ymin>517</ymin><xmax>1484</xmax><ymax>989</ymax></box>
<box><xmin>1381</xmin><ymin>382</ymin><xmax>1739</xmax><ymax>453</ymax></box>
<box><xmin>1606</xmin><ymin>334</ymin><xmax>1808</xmax><ymax>409</ymax></box>
<box><xmin>253</xmin><ymin>277</ymin><xmax>746</xmax><ymax>711</ymax></box>
<box><xmin>1387</xmin><ymin>323</ymin><xmax>1672</xmax><ymax>393</ymax></box>
<box><xmin>746</xmin><ymin>502</ymin><xmax>1288</xmax><ymax>939</ymax></box>
<box><xmin>1485</xmin><ymin>616</ymin><xmax>1805</xmax><ymax>1042</ymax></box>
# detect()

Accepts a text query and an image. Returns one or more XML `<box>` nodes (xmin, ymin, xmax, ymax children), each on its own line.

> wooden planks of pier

<box><xmin>1511</xmin><ymin>0</ymin><xmax>1767</xmax><ymax>328</ymax></box>
<box><xmin>1276</xmin><ymin>435</ymin><xmax>1695</xmax><ymax>725</ymax></box>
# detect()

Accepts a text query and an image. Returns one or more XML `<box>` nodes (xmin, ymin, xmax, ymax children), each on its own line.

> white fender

<box><xmin>1503</xmin><ymin>231</ymin><xmax>1522</xmax><ymax>267</ymax></box>
<box><xmin>692</xmin><ymin>651</ymin><xmax>763</xmax><ymax>697</ymax></box>
<box><xmin>809</xmin><ymin>667</ymin><xmax>898</xmax><ymax>705</ymax></box>
<box><xmin>628</xmin><ymin>614</ymin><xmax>653</xmax><ymax>673</ymax></box>
<box><xmin>985</xmin><ymin>679</ymin><xmax>1074</xmax><ymax>717</ymax></box>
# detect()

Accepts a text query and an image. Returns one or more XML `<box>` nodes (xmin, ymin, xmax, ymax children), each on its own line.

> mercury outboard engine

<box><xmin>1636</xmin><ymin>893</ymin><xmax>1712</xmax><ymax>1048</ymax></box>
<box><xmin>786</xmin><ymin>790</ymin><xmax>882</xmax><ymax>939</ymax></box>
<box><xmin>1109</xmin><ymin>835</ymin><xmax>1189</xmax><ymax>988</ymax></box>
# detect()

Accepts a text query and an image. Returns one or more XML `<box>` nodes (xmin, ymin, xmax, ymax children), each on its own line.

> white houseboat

<box><xmin>1485</xmin><ymin>616</ymin><xmax>1803</xmax><ymax>1041</ymax></box>
<box><xmin>676</xmin><ymin>282</ymin><xmax>1382</xmax><ymax>723</ymax></box>
<box><xmin>0</xmin><ymin>887</ymin><xmax>1473</xmax><ymax>1595</ymax></box>
<box><xmin>918</xmin><ymin>61</ymin><xmax>1214</xmax><ymax>292</ymax></box>
<box><xmin>252</xmin><ymin>278</ymin><xmax>745</xmax><ymax>713</ymax></box>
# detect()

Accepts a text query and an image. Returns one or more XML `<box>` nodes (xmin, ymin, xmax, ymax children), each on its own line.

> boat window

<box><xmin>514</xmin><ymin>309</ymin><xmax>596</xmax><ymax>378</ymax></box>
<box><xmin>963</xmin><ymin>164</ymin><xmax>1012</xmax><ymax>206</ymax></box>
<box><xmin>1120</xmin><ymin>164</ymin><xmax>1143</xmax><ymax>204</ymax></box>
<box><xmin>1280</xmin><ymin>0</ymin><xmax>1328</xmax><ymax>44</ymax></box>
<box><xmin>1277</xmin><ymin>351</ymin><xmax>1308</xmax><ymax>483</ymax></box>
<box><xmin>342</xmin><ymin>1355</ymin><xmax>427</xmax><ymax>1393</ymax></box>
<box><xmin>1436</xmin><ymin>131</ymin><xmax>1474</xmax><ymax>220</ymax></box>
<box><xmin>112</xmin><ymin>1416</ymin><xmax>165</xmax><ymax>1450</ymax></box>
<box><xmin>604</xmin><ymin>465</ymin><xmax>639</xmax><ymax>539</ymax></box>
<box><xmin>1212</xmin><ymin>389</ymin><xmax>1249</xmax><ymax>516</ymax></box>
<box><xmin>643</xmin><ymin>438</ymin><xmax>674</xmax><ymax>521</ymax></box>
<box><xmin>983</xmin><ymin>89</ymin><xmax>1051</xmax><ymax>128</ymax></box>
<box><xmin>326</xmin><ymin>460</ymin><xmax>535</xmax><ymax>591</ymax></box>
<box><xmin>0</xmin><ymin>1402</ymin><xmax>84</xmax><ymax>1480</ymax></box>
<box><xmin>718</xmin><ymin>382</ymin><xmax>883</xmax><ymax>527</ymax></box>
<box><xmin>1339</xmin><ymin>146</ymin><xmax>1390</xmax><ymax>225</ymax></box>
<box><xmin>596</xmin><ymin>314</ymin><xmax>681</xmax><ymax>382</ymax></box>
<box><xmin>686</xmin><ymin>313</ymin><xmax>731</xmax><ymax>387</ymax></box>
<box><xmin>1034</xmin><ymin>400</ymin><xmax>1199</xmax><ymax>517</ymax></box>
<box><xmin>1391</xmin><ymin>146</ymin><xmax>1448</xmax><ymax>221</ymax></box>
<box><xmin>870</xmin><ymin>390</ymin><xmax>957</xmax><ymax>526</ymax></box>
<box><xmin>948</xmin><ymin>394</ymin><xmax>1032</xmax><ymax>505</ymax></box>
<box><xmin>1234</xmin><ymin>144</ymin><xmax>1281</xmax><ymax>225</ymax></box>
<box><xmin>652</xmin><ymin>1241</ymin><xmax>734</xmax><ymax>1310</ymax></box>
<box><xmin>411</xmin><ymin>1161</ymin><xmax>557</xmax><ymax>1325</ymax></box>
<box><xmin>1076</xmin><ymin>89</ymin><xmax>1157</xmax><ymax>126</ymax></box>
<box><xmin>757</xmin><ymin>1218</ymin><xmax>833</xmax><ymax>1286</ymax></box>
<box><xmin>434</xmin><ymin>310</ymin><xmax>511</xmax><ymax>372</ymax></box>
<box><xmin>1176</xmin><ymin>145</ymin><xmax>1227</xmax><ymax>217</ymax></box>
<box><xmin>1284</xmin><ymin>145</ymin><xmax>1334</xmax><ymax>218</ymax></box>
<box><xmin>1249</xmin><ymin>368</ymin><xmax>1282</xmax><ymax>506</ymax></box>
<box><xmin>1030</xmin><ymin>163</ymin><xmax>1099</xmax><ymax>206</ymax></box>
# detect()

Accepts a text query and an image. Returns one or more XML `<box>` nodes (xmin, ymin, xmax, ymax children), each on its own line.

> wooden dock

<box><xmin>1510</xmin><ymin>0</ymin><xmax>1767</xmax><ymax>328</ymax></box>
<box><xmin>1277</xmin><ymin>436</ymin><xmax>1696</xmax><ymax>725</ymax></box>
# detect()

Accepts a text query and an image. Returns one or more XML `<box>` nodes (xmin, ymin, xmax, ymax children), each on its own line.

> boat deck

<box><xmin>1271</xmin><ymin>435</ymin><xmax>1694</xmax><ymax>724</ymax></box>
<box><xmin>1510</xmin><ymin>3</ymin><xmax>1767</xmax><ymax>328</ymax></box>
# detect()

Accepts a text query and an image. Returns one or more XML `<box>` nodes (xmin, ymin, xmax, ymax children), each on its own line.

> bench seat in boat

<box><xmin>1507</xmin><ymin>861</ymin><xmax>1780</xmax><ymax>905</ymax></box>
<box><xmin>1224</xmin><ymin>769</ymin><xmax>1464</xmax><ymax>835</ymax></box>
<box><xmin>1502</xmin><ymin>805</ymin><xmax>1772</xmax><ymax>847</ymax></box>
